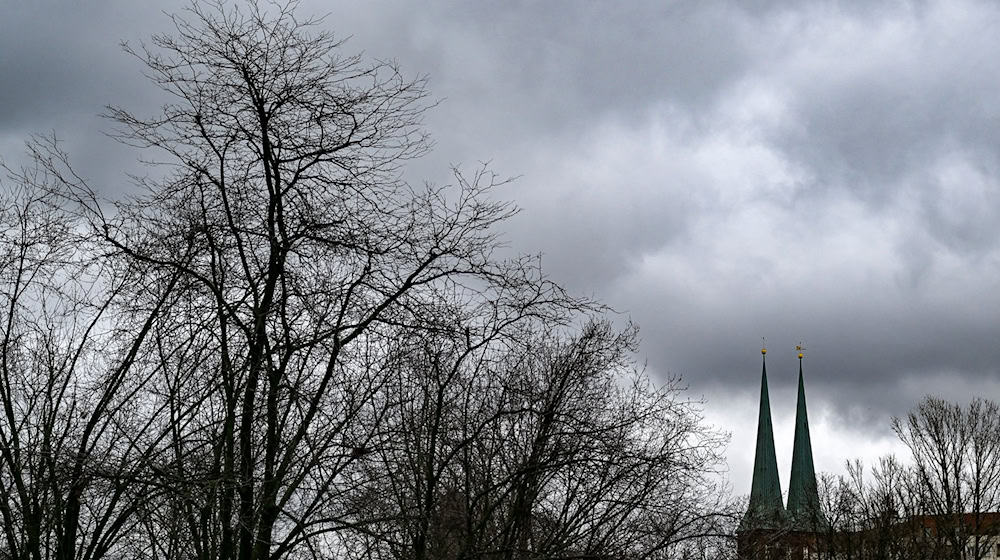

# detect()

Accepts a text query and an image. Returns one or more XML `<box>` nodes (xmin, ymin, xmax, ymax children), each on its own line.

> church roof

<box><xmin>739</xmin><ymin>350</ymin><xmax>787</xmax><ymax>532</ymax></box>
<box><xmin>786</xmin><ymin>355</ymin><xmax>828</xmax><ymax>530</ymax></box>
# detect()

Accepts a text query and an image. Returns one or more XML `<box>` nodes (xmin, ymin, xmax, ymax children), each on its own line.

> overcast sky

<box><xmin>4</xmin><ymin>0</ymin><xmax>1000</xmax><ymax>496</ymax></box>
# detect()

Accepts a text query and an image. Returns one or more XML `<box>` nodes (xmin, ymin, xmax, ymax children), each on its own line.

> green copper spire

<box><xmin>786</xmin><ymin>354</ymin><xmax>827</xmax><ymax>531</ymax></box>
<box><xmin>739</xmin><ymin>350</ymin><xmax>786</xmax><ymax>532</ymax></box>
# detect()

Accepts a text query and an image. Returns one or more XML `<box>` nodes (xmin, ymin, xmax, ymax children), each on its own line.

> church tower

<box><xmin>739</xmin><ymin>346</ymin><xmax>828</xmax><ymax>559</ymax></box>
<box><xmin>786</xmin><ymin>350</ymin><xmax>827</xmax><ymax>531</ymax></box>
<box><xmin>738</xmin><ymin>348</ymin><xmax>787</xmax><ymax>533</ymax></box>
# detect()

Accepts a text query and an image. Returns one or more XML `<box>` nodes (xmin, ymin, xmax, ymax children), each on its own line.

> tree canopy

<box><xmin>0</xmin><ymin>2</ymin><xmax>732</xmax><ymax>560</ymax></box>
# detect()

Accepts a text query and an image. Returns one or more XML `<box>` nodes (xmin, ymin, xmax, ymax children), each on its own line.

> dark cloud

<box><xmin>1</xmin><ymin>1</ymin><xmax>184</xmax><ymax>189</ymax></box>
<box><xmin>3</xmin><ymin>0</ymin><xmax>999</xmax><ymax>492</ymax></box>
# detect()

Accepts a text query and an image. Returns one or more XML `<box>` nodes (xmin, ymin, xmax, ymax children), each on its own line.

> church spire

<box><xmin>786</xmin><ymin>349</ymin><xmax>827</xmax><ymax>530</ymax></box>
<box><xmin>739</xmin><ymin>347</ymin><xmax>786</xmax><ymax>532</ymax></box>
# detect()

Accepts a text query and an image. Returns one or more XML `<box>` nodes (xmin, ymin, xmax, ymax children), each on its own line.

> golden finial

<box><xmin>795</xmin><ymin>342</ymin><xmax>805</xmax><ymax>360</ymax></box>
<box><xmin>761</xmin><ymin>337</ymin><xmax>767</xmax><ymax>355</ymax></box>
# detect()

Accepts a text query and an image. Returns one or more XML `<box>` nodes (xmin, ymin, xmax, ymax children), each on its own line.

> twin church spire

<box><xmin>739</xmin><ymin>346</ymin><xmax>827</xmax><ymax>533</ymax></box>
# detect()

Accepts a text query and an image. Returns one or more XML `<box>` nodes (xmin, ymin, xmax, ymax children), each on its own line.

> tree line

<box><xmin>0</xmin><ymin>2</ymin><xmax>733</xmax><ymax>559</ymax></box>
<box><xmin>815</xmin><ymin>396</ymin><xmax>1000</xmax><ymax>560</ymax></box>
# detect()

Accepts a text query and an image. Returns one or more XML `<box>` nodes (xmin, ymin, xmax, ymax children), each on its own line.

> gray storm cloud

<box><xmin>3</xmin><ymin>0</ymin><xmax>999</xmax><ymax>492</ymax></box>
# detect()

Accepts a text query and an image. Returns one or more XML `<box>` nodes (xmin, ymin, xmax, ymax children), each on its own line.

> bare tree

<box><xmin>963</xmin><ymin>399</ymin><xmax>1000</xmax><ymax>560</ymax></box>
<box><xmin>813</xmin><ymin>395</ymin><xmax>1000</xmax><ymax>560</ymax></box>
<box><xmin>349</xmin><ymin>320</ymin><xmax>731</xmax><ymax>560</ymax></box>
<box><xmin>826</xmin><ymin>395</ymin><xmax>1000</xmax><ymax>560</ymax></box>
<box><xmin>0</xmin><ymin>150</ymin><xmax>199</xmax><ymax>560</ymax></box>
<box><xmin>892</xmin><ymin>397</ymin><xmax>967</xmax><ymax>559</ymax></box>
<box><xmin>892</xmin><ymin>397</ymin><xmax>990</xmax><ymax>560</ymax></box>
<box><xmin>27</xmin><ymin>1</ymin><xmax>578</xmax><ymax>559</ymax></box>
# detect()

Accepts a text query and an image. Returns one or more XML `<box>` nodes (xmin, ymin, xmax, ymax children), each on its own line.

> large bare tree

<box><xmin>27</xmin><ymin>1</ymin><xmax>580</xmax><ymax>559</ymax></box>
